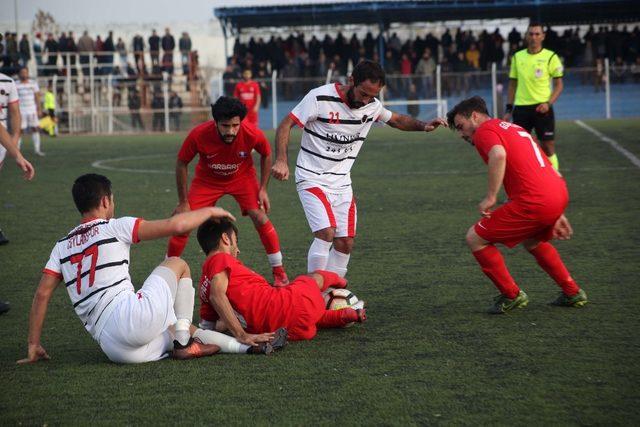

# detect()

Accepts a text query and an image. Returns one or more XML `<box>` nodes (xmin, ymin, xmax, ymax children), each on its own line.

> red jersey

<box><xmin>473</xmin><ymin>119</ymin><xmax>568</xmax><ymax>206</ymax></box>
<box><xmin>199</xmin><ymin>253</ymin><xmax>303</xmax><ymax>333</ymax></box>
<box><xmin>177</xmin><ymin>120</ymin><xmax>270</xmax><ymax>184</ymax></box>
<box><xmin>233</xmin><ymin>80</ymin><xmax>261</xmax><ymax>111</ymax></box>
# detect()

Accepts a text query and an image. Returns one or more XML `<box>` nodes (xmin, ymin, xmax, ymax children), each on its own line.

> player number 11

<box><xmin>518</xmin><ymin>131</ymin><xmax>546</xmax><ymax>168</ymax></box>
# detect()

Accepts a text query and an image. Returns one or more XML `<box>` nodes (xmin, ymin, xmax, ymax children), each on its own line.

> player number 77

<box><xmin>517</xmin><ymin>131</ymin><xmax>546</xmax><ymax>168</ymax></box>
<box><xmin>70</xmin><ymin>245</ymin><xmax>99</xmax><ymax>294</ymax></box>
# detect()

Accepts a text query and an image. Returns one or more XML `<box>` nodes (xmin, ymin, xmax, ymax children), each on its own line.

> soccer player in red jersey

<box><xmin>233</xmin><ymin>69</ymin><xmax>261</xmax><ymax>127</ymax></box>
<box><xmin>167</xmin><ymin>96</ymin><xmax>289</xmax><ymax>286</ymax></box>
<box><xmin>195</xmin><ymin>219</ymin><xmax>366</xmax><ymax>341</ymax></box>
<box><xmin>447</xmin><ymin>96</ymin><xmax>587</xmax><ymax>313</ymax></box>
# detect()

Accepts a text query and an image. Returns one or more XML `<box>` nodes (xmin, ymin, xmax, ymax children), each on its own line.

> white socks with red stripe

<box><xmin>267</xmin><ymin>252</ymin><xmax>283</xmax><ymax>268</ymax></box>
<box><xmin>326</xmin><ymin>248</ymin><xmax>350</xmax><ymax>278</ymax></box>
<box><xmin>174</xmin><ymin>278</ymin><xmax>194</xmax><ymax>346</ymax></box>
<box><xmin>308</xmin><ymin>238</ymin><xmax>332</xmax><ymax>273</ymax></box>
<box><xmin>193</xmin><ymin>328</ymin><xmax>251</xmax><ymax>354</ymax></box>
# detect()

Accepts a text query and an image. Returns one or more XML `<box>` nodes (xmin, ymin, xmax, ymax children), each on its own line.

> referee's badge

<box><xmin>535</xmin><ymin>68</ymin><xmax>543</xmax><ymax>78</ymax></box>
<box><xmin>361</xmin><ymin>115</ymin><xmax>368</xmax><ymax>123</ymax></box>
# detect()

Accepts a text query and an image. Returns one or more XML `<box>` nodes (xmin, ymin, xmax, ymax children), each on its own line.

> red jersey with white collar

<box><xmin>472</xmin><ymin>119</ymin><xmax>567</xmax><ymax>206</ymax></box>
<box><xmin>178</xmin><ymin>120</ymin><xmax>270</xmax><ymax>184</ymax></box>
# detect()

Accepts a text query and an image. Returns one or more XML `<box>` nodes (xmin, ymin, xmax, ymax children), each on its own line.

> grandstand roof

<box><xmin>214</xmin><ymin>0</ymin><xmax>640</xmax><ymax>33</ymax></box>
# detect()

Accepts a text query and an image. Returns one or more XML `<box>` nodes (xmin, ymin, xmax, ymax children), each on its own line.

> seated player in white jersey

<box><xmin>272</xmin><ymin>60</ymin><xmax>447</xmax><ymax>278</ymax></box>
<box><xmin>18</xmin><ymin>174</ymin><xmax>286</xmax><ymax>365</ymax></box>
<box><xmin>16</xmin><ymin>67</ymin><xmax>44</xmax><ymax>157</ymax></box>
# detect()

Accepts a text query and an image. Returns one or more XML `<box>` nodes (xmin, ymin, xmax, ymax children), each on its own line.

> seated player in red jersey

<box><xmin>446</xmin><ymin>96</ymin><xmax>587</xmax><ymax>313</ymax></box>
<box><xmin>195</xmin><ymin>218</ymin><xmax>367</xmax><ymax>342</ymax></box>
<box><xmin>167</xmin><ymin>96</ymin><xmax>289</xmax><ymax>286</ymax></box>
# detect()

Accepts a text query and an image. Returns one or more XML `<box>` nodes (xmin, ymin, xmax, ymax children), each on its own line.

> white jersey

<box><xmin>0</xmin><ymin>73</ymin><xmax>19</xmax><ymax>127</ymax></box>
<box><xmin>43</xmin><ymin>217</ymin><xmax>142</xmax><ymax>340</ymax></box>
<box><xmin>290</xmin><ymin>83</ymin><xmax>392</xmax><ymax>193</ymax></box>
<box><xmin>16</xmin><ymin>79</ymin><xmax>40</xmax><ymax>114</ymax></box>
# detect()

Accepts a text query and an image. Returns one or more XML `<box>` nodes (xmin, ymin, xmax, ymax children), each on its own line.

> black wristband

<box><xmin>505</xmin><ymin>104</ymin><xmax>513</xmax><ymax>113</ymax></box>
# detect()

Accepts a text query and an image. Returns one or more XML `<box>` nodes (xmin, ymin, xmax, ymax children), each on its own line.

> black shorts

<box><xmin>47</xmin><ymin>109</ymin><xmax>55</xmax><ymax>119</ymax></box>
<box><xmin>512</xmin><ymin>104</ymin><xmax>555</xmax><ymax>142</ymax></box>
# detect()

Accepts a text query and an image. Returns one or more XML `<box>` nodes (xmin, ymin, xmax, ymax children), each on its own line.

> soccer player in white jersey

<box><xmin>0</xmin><ymin>72</ymin><xmax>29</xmax><ymax>246</ymax></box>
<box><xmin>18</xmin><ymin>174</ymin><xmax>286</xmax><ymax>364</ymax></box>
<box><xmin>272</xmin><ymin>60</ymin><xmax>447</xmax><ymax>277</ymax></box>
<box><xmin>16</xmin><ymin>67</ymin><xmax>44</xmax><ymax>156</ymax></box>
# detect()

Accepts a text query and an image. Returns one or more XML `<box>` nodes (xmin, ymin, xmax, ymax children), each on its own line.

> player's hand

<box><xmin>271</xmin><ymin>160</ymin><xmax>289</xmax><ymax>181</ymax></box>
<box><xmin>17</xmin><ymin>343</ymin><xmax>50</xmax><ymax>364</ymax></box>
<box><xmin>536</xmin><ymin>103</ymin><xmax>550</xmax><ymax>114</ymax></box>
<box><xmin>238</xmin><ymin>332</ymin><xmax>274</xmax><ymax>347</ymax></box>
<box><xmin>502</xmin><ymin>112</ymin><xmax>512</xmax><ymax>122</ymax></box>
<box><xmin>313</xmin><ymin>270</ymin><xmax>348</xmax><ymax>289</ymax></box>
<box><xmin>15</xmin><ymin>155</ymin><xmax>35</xmax><ymax>180</ymax></box>
<box><xmin>478</xmin><ymin>195</ymin><xmax>496</xmax><ymax>217</ymax></box>
<box><xmin>552</xmin><ymin>214</ymin><xmax>573</xmax><ymax>240</ymax></box>
<box><xmin>209</xmin><ymin>207</ymin><xmax>236</xmax><ymax>222</ymax></box>
<box><xmin>172</xmin><ymin>201</ymin><xmax>191</xmax><ymax>216</ymax></box>
<box><xmin>424</xmin><ymin>117</ymin><xmax>448</xmax><ymax>132</ymax></box>
<box><xmin>258</xmin><ymin>188</ymin><xmax>271</xmax><ymax>214</ymax></box>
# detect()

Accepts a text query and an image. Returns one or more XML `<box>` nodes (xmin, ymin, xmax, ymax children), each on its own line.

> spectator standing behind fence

<box><xmin>415</xmin><ymin>48</ymin><xmax>436</xmax><ymax>96</ymax></box>
<box><xmin>162</xmin><ymin>28</ymin><xmax>175</xmax><ymax>75</ymax></box>
<box><xmin>233</xmin><ymin>69</ymin><xmax>261</xmax><ymax>127</ymax></box>
<box><xmin>116</xmin><ymin>38</ymin><xmax>127</xmax><ymax>70</ymax></box>
<box><xmin>33</xmin><ymin>33</ymin><xmax>43</xmax><ymax>69</ymax></box>
<box><xmin>103</xmin><ymin>31</ymin><xmax>115</xmax><ymax>75</ymax></box>
<box><xmin>59</xmin><ymin>32</ymin><xmax>69</xmax><ymax>68</ymax></box>
<box><xmin>18</xmin><ymin>34</ymin><xmax>30</xmax><ymax>68</ymax></box>
<box><xmin>152</xmin><ymin>90</ymin><xmax>165</xmax><ymax>131</ymax></box>
<box><xmin>149</xmin><ymin>29</ymin><xmax>160</xmax><ymax>73</ymax></box>
<box><xmin>169</xmin><ymin>91</ymin><xmax>183</xmax><ymax>131</ymax></box>
<box><xmin>132</xmin><ymin>34</ymin><xmax>146</xmax><ymax>75</ymax></box>
<box><xmin>6</xmin><ymin>33</ymin><xmax>19</xmax><ymax>72</ymax></box>
<box><xmin>77</xmin><ymin>31</ymin><xmax>94</xmax><ymax>77</ymax></box>
<box><xmin>44</xmin><ymin>33</ymin><xmax>59</xmax><ymax>76</ymax></box>
<box><xmin>128</xmin><ymin>89</ymin><xmax>144</xmax><ymax>130</ymax></box>
<box><xmin>179</xmin><ymin>32</ymin><xmax>192</xmax><ymax>76</ymax></box>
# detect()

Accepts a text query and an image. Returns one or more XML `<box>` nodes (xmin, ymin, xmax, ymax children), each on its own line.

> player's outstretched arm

<box><xmin>209</xmin><ymin>271</ymin><xmax>274</xmax><ymax>346</ymax></box>
<box><xmin>17</xmin><ymin>274</ymin><xmax>59</xmax><ymax>364</ymax></box>
<box><xmin>271</xmin><ymin>115</ymin><xmax>296</xmax><ymax>180</ymax></box>
<box><xmin>386</xmin><ymin>112</ymin><xmax>448</xmax><ymax>132</ymax></box>
<box><xmin>137</xmin><ymin>207</ymin><xmax>236</xmax><ymax>241</ymax></box>
<box><xmin>0</xmin><ymin>124</ymin><xmax>34</xmax><ymax>180</ymax></box>
<box><xmin>503</xmin><ymin>79</ymin><xmax>517</xmax><ymax>121</ymax></box>
<box><xmin>258</xmin><ymin>151</ymin><xmax>272</xmax><ymax>213</ymax></box>
<box><xmin>173</xmin><ymin>159</ymin><xmax>190</xmax><ymax>215</ymax></box>
<box><xmin>479</xmin><ymin>145</ymin><xmax>507</xmax><ymax>216</ymax></box>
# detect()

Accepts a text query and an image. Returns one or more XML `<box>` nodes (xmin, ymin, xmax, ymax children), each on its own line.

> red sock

<box><xmin>167</xmin><ymin>234</ymin><xmax>189</xmax><ymax>257</ymax></box>
<box><xmin>317</xmin><ymin>308</ymin><xmax>357</xmax><ymax>329</ymax></box>
<box><xmin>528</xmin><ymin>242</ymin><xmax>580</xmax><ymax>296</ymax></box>
<box><xmin>256</xmin><ymin>220</ymin><xmax>280</xmax><ymax>255</ymax></box>
<box><xmin>472</xmin><ymin>245</ymin><xmax>520</xmax><ymax>299</ymax></box>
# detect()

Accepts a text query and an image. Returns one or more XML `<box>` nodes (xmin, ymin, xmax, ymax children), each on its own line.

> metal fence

<box><xmin>27</xmin><ymin>58</ymin><xmax>640</xmax><ymax>135</ymax></box>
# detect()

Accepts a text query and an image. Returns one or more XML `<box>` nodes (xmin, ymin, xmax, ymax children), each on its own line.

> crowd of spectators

<box><xmin>0</xmin><ymin>28</ymin><xmax>196</xmax><ymax>79</ymax></box>
<box><xmin>225</xmin><ymin>24</ymin><xmax>640</xmax><ymax>86</ymax></box>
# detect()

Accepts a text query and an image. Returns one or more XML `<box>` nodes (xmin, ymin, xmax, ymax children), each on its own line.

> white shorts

<box><xmin>298</xmin><ymin>187</ymin><xmax>357</xmax><ymax>238</ymax></box>
<box><xmin>20</xmin><ymin>111</ymin><xmax>39</xmax><ymax>130</ymax></box>
<box><xmin>0</xmin><ymin>121</ymin><xmax>7</xmax><ymax>162</ymax></box>
<box><xmin>99</xmin><ymin>266</ymin><xmax>178</xmax><ymax>363</ymax></box>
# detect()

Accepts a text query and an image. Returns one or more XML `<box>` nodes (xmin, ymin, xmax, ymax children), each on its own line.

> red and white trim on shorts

<box><xmin>305</xmin><ymin>187</ymin><xmax>337</xmax><ymax>228</ymax></box>
<box><xmin>347</xmin><ymin>196</ymin><xmax>356</xmax><ymax>237</ymax></box>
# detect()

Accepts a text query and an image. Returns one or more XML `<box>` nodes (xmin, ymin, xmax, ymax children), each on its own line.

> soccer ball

<box><xmin>323</xmin><ymin>287</ymin><xmax>359</xmax><ymax>310</ymax></box>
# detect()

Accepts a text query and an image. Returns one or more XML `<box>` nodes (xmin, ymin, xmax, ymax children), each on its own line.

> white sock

<box><xmin>193</xmin><ymin>328</ymin><xmax>250</xmax><ymax>354</ymax></box>
<box><xmin>308</xmin><ymin>238</ymin><xmax>332</xmax><ymax>273</ymax></box>
<box><xmin>33</xmin><ymin>132</ymin><xmax>41</xmax><ymax>153</ymax></box>
<box><xmin>17</xmin><ymin>137</ymin><xmax>22</xmax><ymax>150</ymax></box>
<box><xmin>0</xmin><ymin>145</ymin><xmax>6</xmax><ymax>163</ymax></box>
<box><xmin>326</xmin><ymin>248</ymin><xmax>350</xmax><ymax>277</ymax></box>
<box><xmin>174</xmin><ymin>278</ymin><xmax>194</xmax><ymax>346</ymax></box>
<box><xmin>267</xmin><ymin>251</ymin><xmax>283</xmax><ymax>268</ymax></box>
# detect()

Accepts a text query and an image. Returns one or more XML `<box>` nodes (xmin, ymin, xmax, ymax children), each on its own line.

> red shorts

<box><xmin>188</xmin><ymin>175</ymin><xmax>259</xmax><ymax>215</ymax></box>
<box><xmin>474</xmin><ymin>199</ymin><xmax>567</xmax><ymax>248</ymax></box>
<box><xmin>282</xmin><ymin>276</ymin><xmax>325</xmax><ymax>341</ymax></box>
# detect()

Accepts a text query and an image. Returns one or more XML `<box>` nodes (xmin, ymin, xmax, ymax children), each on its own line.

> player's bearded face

<box><xmin>454</xmin><ymin>116</ymin><xmax>475</xmax><ymax>144</ymax></box>
<box><xmin>347</xmin><ymin>80</ymin><xmax>382</xmax><ymax>109</ymax></box>
<box><xmin>217</xmin><ymin>117</ymin><xmax>242</xmax><ymax>144</ymax></box>
<box><xmin>230</xmin><ymin>232</ymin><xmax>240</xmax><ymax>258</ymax></box>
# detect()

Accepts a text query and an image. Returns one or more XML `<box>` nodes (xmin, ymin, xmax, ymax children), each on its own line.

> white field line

<box><xmin>91</xmin><ymin>154</ymin><xmax>174</xmax><ymax>174</ymax></box>
<box><xmin>575</xmin><ymin>120</ymin><xmax>640</xmax><ymax>169</ymax></box>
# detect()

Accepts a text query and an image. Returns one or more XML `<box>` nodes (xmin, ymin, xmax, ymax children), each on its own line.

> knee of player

<box><xmin>333</xmin><ymin>237</ymin><xmax>354</xmax><ymax>253</ymax></box>
<box><xmin>247</xmin><ymin>209</ymin><xmax>267</xmax><ymax>225</ymax></box>
<box><xmin>314</xmin><ymin>227</ymin><xmax>335</xmax><ymax>242</ymax></box>
<box><xmin>162</xmin><ymin>256</ymin><xmax>190</xmax><ymax>276</ymax></box>
<box><xmin>465</xmin><ymin>226</ymin><xmax>479</xmax><ymax>249</ymax></box>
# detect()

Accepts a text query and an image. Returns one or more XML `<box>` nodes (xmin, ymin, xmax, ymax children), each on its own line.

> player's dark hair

<box><xmin>72</xmin><ymin>174</ymin><xmax>112</xmax><ymax>214</ymax></box>
<box><xmin>351</xmin><ymin>60</ymin><xmax>386</xmax><ymax>87</ymax></box>
<box><xmin>211</xmin><ymin>96</ymin><xmax>247</xmax><ymax>122</ymax></box>
<box><xmin>528</xmin><ymin>22</ymin><xmax>545</xmax><ymax>31</ymax></box>
<box><xmin>197</xmin><ymin>218</ymin><xmax>239</xmax><ymax>254</ymax></box>
<box><xmin>446</xmin><ymin>96</ymin><xmax>490</xmax><ymax>129</ymax></box>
